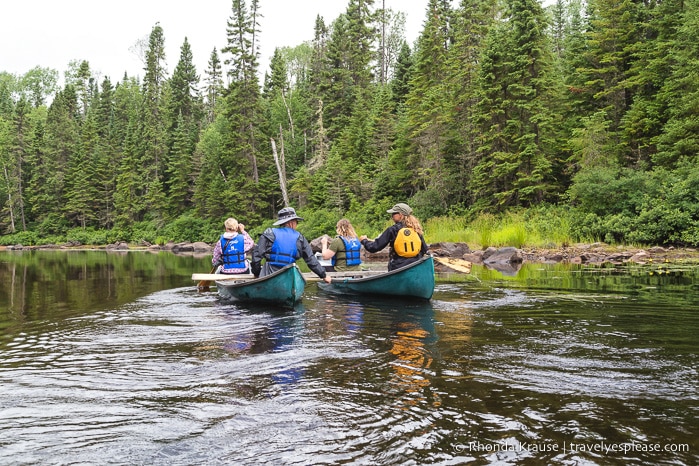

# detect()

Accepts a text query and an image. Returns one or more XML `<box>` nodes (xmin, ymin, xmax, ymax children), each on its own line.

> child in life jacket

<box><xmin>320</xmin><ymin>219</ymin><xmax>363</xmax><ymax>272</ymax></box>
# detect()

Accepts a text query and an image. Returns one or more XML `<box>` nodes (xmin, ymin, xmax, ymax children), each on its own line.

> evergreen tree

<box><xmin>576</xmin><ymin>0</ymin><xmax>638</xmax><ymax>164</ymax></box>
<box><xmin>92</xmin><ymin>77</ymin><xmax>118</xmax><ymax>228</ymax></box>
<box><xmin>471</xmin><ymin>0</ymin><xmax>560</xmax><ymax>211</ymax></box>
<box><xmin>166</xmin><ymin>112</ymin><xmax>194</xmax><ymax>214</ymax></box>
<box><xmin>398</xmin><ymin>0</ymin><xmax>453</xmax><ymax>210</ymax></box>
<box><xmin>166</xmin><ymin>37</ymin><xmax>203</xmax><ymax>217</ymax></box>
<box><xmin>391</xmin><ymin>42</ymin><xmax>413</xmax><ymax>109</ymax></box>
<box><xmin>64</xmin><ymin>112</ymin><xmax>100</xmax><ymax>228</ymax></box>
<box><xmin>203</xmin><ymin>0</ymin><xmax>270</xmax><ymax>223</ymax></box>
<box><xmin>204</xmin><ymin>47</ymin><xmax>224</xmax><ymax>124</ymax></box>
<box><xmin>66</xmin><ymin>60</ymin><xmax>94</xmax><ymax>118</ymax></box>
<box><xmin>322</xmin><ymin>0</ymin><xmax>376</xmax><ymax>139</ymax></box>
<box><xmin>35</xmin><ymin>85</ymin><xmax>81</xmax><ymax>230</ymax></box>
<box><xmin>653</xmin><ymin>0</ymin><xmax>699</xmax><ymax>168</ymax></box>
<box><xmin>307</xmin><ymin>16</ymin><xmax>330</xmax><ymax>167</ymax></box>
<box><xmin>139</xmin><ymin>23</ymin><xmax>169</xmax><ymax>224</ymax></box>
<box><xmin>114</xmin><ymin>119</ymin><xmax>145</xmax><ymax>226</ymax></box>
<box><xmin>443</xmin><ymin>0</ymin><xmax>497</xmax><ymax>208</ymax></box>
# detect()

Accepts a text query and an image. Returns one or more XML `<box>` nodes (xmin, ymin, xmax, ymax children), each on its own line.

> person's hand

<box><xmin>323</xmin><ymin>275</ymin><xmax>332</xmax><ymax>284</ymax></box>
<box><xmin>359</xmin><ymin>235</ymin><xmax>368</xmax><ymax>241</ymax></box>
<box><xmin>321</xmin><ymin>236</ymin><xmax>328</xmax><ymax>248</ymax></box>
<box><xmin>238</xmin><ymin>223</ymin><xmax>245</xmax><ymax>232</ymax></box>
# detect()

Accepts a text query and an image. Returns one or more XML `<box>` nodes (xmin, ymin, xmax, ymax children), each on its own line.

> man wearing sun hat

<box><xmin>251</xmin><ymin>207</ymin><xmax>332</xmax><ymax>283</ymax></box>
<box><xmin>359</xmin><ymin>202</ymin><xmax>429</xmax><ymax>271</ymax></box>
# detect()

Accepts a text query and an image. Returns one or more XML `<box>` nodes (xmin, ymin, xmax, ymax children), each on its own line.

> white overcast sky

<box><xmin>2</xmin><ymin>0</ymin><xmax>429</xmax><ymax>83</ymax></box>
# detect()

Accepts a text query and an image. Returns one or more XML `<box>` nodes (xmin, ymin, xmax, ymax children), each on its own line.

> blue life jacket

<box><xmin>332</xmin><ymin>236</ymin><xmax>362</xmax><ymax>266</ymax></box>
<box><xmin>269</xmin><ymin>228</ymin><xmax>300</xmax><ymax>267</ymax></box>
<box><xmin>221</xmin><ymin>234</ymin><xmax>247</xmax><ymax>269</ymax></box>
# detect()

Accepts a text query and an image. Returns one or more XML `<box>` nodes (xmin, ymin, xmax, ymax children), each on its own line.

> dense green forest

<box><xmin>2</xmin><ymin>0</ymin><xmax>699</xmax><ymax>247</ymax></box>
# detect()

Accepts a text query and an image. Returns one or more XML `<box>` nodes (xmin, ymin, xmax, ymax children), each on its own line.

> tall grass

<box><xmin>425</xmin><ymin>206</ymin><xmax>582</xmax><ymax>249</ymax></box>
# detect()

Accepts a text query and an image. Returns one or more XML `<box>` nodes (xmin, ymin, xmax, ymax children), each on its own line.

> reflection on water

<box><xmin>0</xmin><ymin>251</ymin><xmax>697</xmax><ymax>465</ymax></box>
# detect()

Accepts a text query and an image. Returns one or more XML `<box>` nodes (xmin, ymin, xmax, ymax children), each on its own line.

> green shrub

<box><xmin>0</xmin><ymin>230</ymin><xmax>39</xmax><ymax>246</ymax></box>
<box><xmin>130</xmin><ymin>221</ymin><xmax>159</xmax><ymax>244</ymax></box>
<box><xmin>35</xmin><ymin>213</ymin><xmax>70</xmax><ymax>237</ymax></box>
<box><xmin>162</xmin><ymin>215</ymin><xmax>217</xmax><ymax>243</ymax></box>
<box><xmin>66</xmin><ymin>227</ymin><xmax>107</xmax><ymax>245</ymax></box>
<box><xmin>296</xmin><ymin>208</ymin><xmax>339</xmax><ymax>240</ymax></box>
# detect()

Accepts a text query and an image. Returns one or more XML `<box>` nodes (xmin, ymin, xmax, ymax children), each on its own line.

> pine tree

<box><xmin>391</xmin><ymin>42</ymin><xmax>413</xmax><ymax>109</ymax></box>
<box><xmin>166</xmin><ymin>112</ymin><xmax>194</xmax><ymax>215</ymax></box>
<box><xmin>166</xmin><ymin>37</ymin><xmax>203</xmax><ymax>217</ymax></box>
<box><xmin>443</xmin><ymin>0</ymin><xmax>497</xmax><ymax>208</ymax></box>
<box><xmin>576</xmin><ymin>0</ymin><xmax>638</xmax><ymax>164</ymax></box>
<box><xmin>399</xmin><ymin>0</ymin><xmax>453</xmax><ymax>210</ymax></box>
<box><xmin>654</xmin><ymin>0</ymin><xmax>699</xmax><ymax>168</ymax></box>
<box><xmin>92</xmin><ymin>77</ymin><xmax>118</xmax><ymax>228</ymax></box>
<box><xmin>471</xmin><ymin>0</ymin><xmax>560</xmax><ymax>211</ymax></box>
<box><xmin>35</xmin><ymin>85</ymin><xmax>81</xmax><ymax>229</ymax></box>
<box><xmin>64</xmin><ymin>112</ymin><xmax>100</xmax><ymax>228</ymax></box>
<box><xmin>204</xmin><ymin>48</ymin><xmax>224</xmax><ymax>124</ymax></box>
<box><xmin>114</xmin><ymin>119</ymin><xmax>145</xmax><ymax>226</ymax></box>
<box><xmin>622</xmin><ymin>0</ymin><xmax>685</xmax><ymax>169</ymax></box>
<box><xmin>139</xmin><ymin>23</ymin><xmax>169</xmax><ymax>224</ymax></box>
<box><xmin>322</xmin><ymin>0</ymin><xmax>376</xmax><ymax>139</ymax></box>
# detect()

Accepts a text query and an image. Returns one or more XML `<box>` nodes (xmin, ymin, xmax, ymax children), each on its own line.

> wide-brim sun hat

<box><xmin>273</xmin><ymin>206</ymin><xmax>304</xmax><ymax>225</ymax></box>
<box><xmin>386</xmin><ymin>203</ymin><xmax>413</xmax><ymax>216</ymax></box>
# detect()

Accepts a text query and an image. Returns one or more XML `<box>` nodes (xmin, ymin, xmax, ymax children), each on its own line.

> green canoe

<box><xmin>319</xmin><ymin>255</ymin><xmax>435</xmax><ymax>300</ymax></box>
<box><xmin>216</xmin><ymin>263</ymin><xmax>306</xmax><ymax>307</ymax></box>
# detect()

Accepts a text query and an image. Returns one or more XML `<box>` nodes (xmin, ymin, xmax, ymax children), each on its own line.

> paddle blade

<box><xmin>197</xmin><ymin>280</ymin><xmax>212</xmax><ymax>292</ymax></box>
<box><xmin>197</xmin><ymin>265</ymin><xmax>218</xmax><ymax>291</ymax></box>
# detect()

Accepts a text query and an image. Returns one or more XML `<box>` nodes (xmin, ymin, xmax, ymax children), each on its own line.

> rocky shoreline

<box><xmin>5</xmin><ymin>240</ymin><xmax>699</xmax><ymax>269</ymax></box>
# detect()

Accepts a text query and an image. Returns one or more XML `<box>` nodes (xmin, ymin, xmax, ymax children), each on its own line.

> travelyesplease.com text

<box><xmin>455</xmin><ymin>440</ymin><xmax>690</xmax><ymax>455</ymax></box>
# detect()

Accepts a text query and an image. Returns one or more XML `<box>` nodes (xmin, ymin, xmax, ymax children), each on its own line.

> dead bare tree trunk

<box><xmin>281</xmin><ymin>89</ymin><xmax>295</xmax><ymax>141</ymax></box>
<box><xmin>271</xmin><ymin>133</ymin><xmax>290</xmax><ymax>207</ymax></box>
<box><xmin>2</xmin><ymin>164</ymin><xmax>16</xmax><ymax>233</ymax></box>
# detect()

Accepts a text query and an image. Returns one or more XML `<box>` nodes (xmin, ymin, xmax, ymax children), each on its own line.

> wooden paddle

<box><xmin>433</xmin><ymin>256</ymin><xmax>472</xmax><ymax>274</ymax></box>
<box><xmin>197</xmin><ymin>265</ymin><xmax>218</xmax><ymax>292</ymax></box>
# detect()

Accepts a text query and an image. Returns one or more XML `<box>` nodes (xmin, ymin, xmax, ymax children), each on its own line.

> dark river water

<box><xmin>0</xmin><ymin>250</ymin><xmax>697</xmax><ymax>465</ymax></box>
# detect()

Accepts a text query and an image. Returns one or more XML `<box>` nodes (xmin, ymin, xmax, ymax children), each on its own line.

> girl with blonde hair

<box><xmin>321</xmin><ymin>218</ymin><xmax>363</xmax><ymax>271</ymax></box>
<box><xmin>212</xmin><ymin>217</ymin><xmax>255</xmax><ymax>274</ymax></box>
<box><xmin>359</xmin><ymin>203</ymin><xmax>429</xmax><ymax>271</ymax></box>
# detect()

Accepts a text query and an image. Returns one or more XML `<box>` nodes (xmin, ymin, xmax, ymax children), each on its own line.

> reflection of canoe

<box><xmin>216</xmin><ymin>264</ymin><xmax>306</xmax><ymax>307</ymax></box>
<box><xmin>319</xmin><ymin>255</ymin><xmax>435</xmax><ymax>300</ymax></box>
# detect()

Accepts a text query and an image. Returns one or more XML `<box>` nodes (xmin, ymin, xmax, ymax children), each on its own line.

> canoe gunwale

<box><xmin>320</xmin><ymin>255</ymin><xmax>435</xmax><ymax>300</ymax></box>
<box><xmin>214</xmin><ymin>263</ymin><xmax>305</xmax><ymax>288</ymax></box>
<box><xmin>215</xmin><ymin>263</ymin><xmax>306</xmax><ymax>307</ymax></box>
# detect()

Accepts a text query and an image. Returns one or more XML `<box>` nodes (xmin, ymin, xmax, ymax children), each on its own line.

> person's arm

<box><xmin>420</xmin><ymin>234</ymin><xmax>429</xmax><ymax>255</ymax></box>
<box><xmin>321</xmin><ymin>236</ymin><xmax>338</xmax><ymax>260</ymax></box>
<box><xmin>212</xmin><ymin>238</ymin><xmax>223</xmax><ymax>266</ymax></box>
<box><xmin>360</xmin><ymin>225</ymin><xmax>396</xmax><ymax>253</ymax></box>
<box><xmin>251</xmin><ymin>229</ymin><xmax>273</xmax><ymax>277</ymax></box>
<box><xmin>298</xmin><ymin>235</ymin><xmax>331</xmax><ymax>282</ymax></box>
<box><xmin>242</xmin><ymin>230</ymin><xmax>254</xmax><ymax>252</ymax></box>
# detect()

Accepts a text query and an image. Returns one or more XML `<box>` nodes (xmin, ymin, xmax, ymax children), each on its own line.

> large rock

<box><xmin>171</xmin><ymin>242</ymin><xmax>194</xmax><ymax>253</ymax></box>
<box><xmin>192</xmin><ymin>241</ymin><xmax>212</xmax><ymax>252</ymax></box>
<box><xmin>429</xmin><ymin>242</ymin><xmax>471</xmax><ymax>257</ymax></box>
<box><xmin>483</xmin><ymin>246</ymin><xmax>523</xmax><ymax>265</ymax></box>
